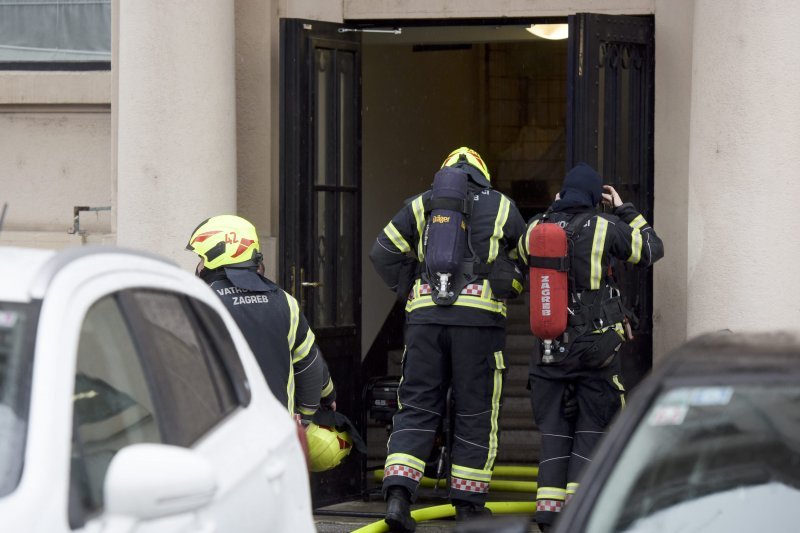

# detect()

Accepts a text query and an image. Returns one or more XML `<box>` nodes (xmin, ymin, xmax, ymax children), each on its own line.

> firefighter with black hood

<box><xmin>370</xmin><ymin>147</ymin><xmax>526</xmax><ymax>531</ymax></box>
<box><xmin>518</xmin><ymin>163</ymin><xmax>664</xmax><ymax>532</ymax></box>
<box><xmin>187</xmin><ymin>215</ymin><xmax>336</xmax><ymax>420</ymax></box>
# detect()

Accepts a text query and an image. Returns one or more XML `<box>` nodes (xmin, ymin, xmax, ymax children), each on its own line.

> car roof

<box><xmin>661</xmin><ymin>331</ymin><xmax>800</xmax><ymax>382</ymax></box>
<box><xmin>0</xmin><ymin>245</ymin><xmax>175</xmax><ymax>303</ymax></box>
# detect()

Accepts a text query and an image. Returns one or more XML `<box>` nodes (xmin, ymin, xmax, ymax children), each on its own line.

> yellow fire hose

<box><xmin>492</xmin><ymin>465</ymin><xmax>539</xmax><ymax>478</ymax></box>
<box><xmin>351</xmin><ymin>501</ymin><xmax>537</xmax><ymax>533</ymax></box>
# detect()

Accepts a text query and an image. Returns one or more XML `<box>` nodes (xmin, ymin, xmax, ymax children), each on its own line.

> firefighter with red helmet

<box><xmin>187</xmin><ymin>215</ymin><xmax>336</xmax><ymax>420</ymax></box>
<box><xmin>518</xmin><ymin>163</ymin><xmax>664</xmax><ymax>532</ymax></box>
<box><xmin>369</xmin><ymin>147</ymin><xmax>526</xmax><ymax>531</ymax></box>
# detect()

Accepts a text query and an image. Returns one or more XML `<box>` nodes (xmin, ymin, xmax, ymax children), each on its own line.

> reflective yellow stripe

<box><xmin>512</xmin><ymin>278</ymin><xmax>523</xmax><ymax>295</ymax></box>
<box><xmin>411</xmin><ymin>196</ymin><xmax>426</xmax><ymax>259</ymax></box>
<box><xmin>566</xmin><ymin>482</ymin><xmax>580</xmax><ymax>495</ymax></box>
<box><xmin>292</xmin><ymin>330</ymin><xmax>315</xmax><ymax>363</ymax></box>
<box><xmin>630</xmin><ymin>214</ymin><xmax>647</xmax><ymax>231</ymax></box>
<box><xmin>386</xmin><ymin>453</ymin><xmax>426</xmax><ymax>471</ymax></box>
<box><xmin>519</xmin><ymin>219</ymin><xmax>540</xmax><ymax>264</ymax></box>
<box><xmin>321</xmin><ymin>378</ymin><xmax>334</xmax><ymax>397</ymax></box>
<box><xmin>612</xmin><ymin>374</ymin><xmax>626</xmax><ymax>410</ymax></box>
<box><xmin>485</xmin><ymin>351</ymin><xmax>504</xmax><ymax>470</ymax></box>
<box><xmin>589</xmin><ymin>218</ymin><xmax>609</xmax><ymax>290</ymax></box>
<box><xmin>383</xmin><ymin>222</ymin><xmax>411</xmax><ymax>253</ymax></box>
<box><xmin>297</xmin><ymin>406</ymin><xmax>316</xmax><ymax>415</ymax></box>
<box><xmin>627</xmin><ymin>228</ymin><xmax>643</xmax><ymax>264</ymax></box>
<box><xmin>481</xmin><ymin>279</ymin><xmax>491</xmax><ymax>301</ymax></box>
<box><xmin>488</xmin><ymin>196</ymin><xmax>511</xmax><ymax>263</ymax></box>
<box><xmin>405</xmin><ymin>294</ymin><xmax>507</xmax><ymax>316</ymax></box>
<box><xmin>286</xmin><ymin>292</ymin><xmax>299</xmax><ymax>349</ymax></box>
<box><xmin>537</xmin><ymin>487</ymin><xmax>567</xmax><ymax>500</ymax></box>
<box><xmin>452</xmin><ymin>464</ymin><xmax>493</xmax><ymax>482</ymax></box>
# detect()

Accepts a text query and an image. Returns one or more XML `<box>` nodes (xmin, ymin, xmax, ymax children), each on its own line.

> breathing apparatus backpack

<box><xmin>528</xmin><ymin>211</ymin><xmax>593</xmax><ymax>362</ymax></box>
<box><xmin>422</xmin><ymin>166</ymin><xmax>474</xmax><ymax>305</ymax></box>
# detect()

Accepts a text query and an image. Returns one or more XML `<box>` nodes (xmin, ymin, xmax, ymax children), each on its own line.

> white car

<box><xmin>0</xmin><ymin>246</ymin><xmax>315</xmax><ymax>533</ymax></box>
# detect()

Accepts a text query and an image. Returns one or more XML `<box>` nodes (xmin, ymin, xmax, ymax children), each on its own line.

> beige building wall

<box><xmin>0</xmin><ymin>72</ymin><xmax>112</xmax><ymax>249</ymax></box>
<box><xmin>686</xmin><ymin>0</ymin><xmax>800</xmax><ymax>337</ymax></box>
<box><xmin>116</xmin><ymin>0</ymin><xmax>237</xmax><ymax>271</ymax></box>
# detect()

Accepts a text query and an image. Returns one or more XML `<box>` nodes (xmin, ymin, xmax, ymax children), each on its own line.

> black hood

<box><xmin>552</xmin><ymin>162</ymin><xmax>603</xmax><ymax>212</ymax></box>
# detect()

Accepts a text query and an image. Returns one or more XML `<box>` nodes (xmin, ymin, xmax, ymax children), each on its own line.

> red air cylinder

<box><xmin>529</xmin><ymin>222</ymin><xmax>569</xmax><ymax>341</ymax></box>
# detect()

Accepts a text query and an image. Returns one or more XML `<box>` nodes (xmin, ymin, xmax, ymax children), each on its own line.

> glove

<box><xmin>562</xmin><ymin>383</ymin><xmax>578</xmax><ymax>421</ymax></box>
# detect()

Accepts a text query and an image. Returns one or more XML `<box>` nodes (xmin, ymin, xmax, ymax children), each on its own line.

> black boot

<box><xmin>385</xmin><ymin>487</ymin><xmax>416</xmax><ymax>532</ymax></box>
<box><xmin>454</xmin><ymin>501</ymin><xmax>492</xmax><ymax>521</ymax></box>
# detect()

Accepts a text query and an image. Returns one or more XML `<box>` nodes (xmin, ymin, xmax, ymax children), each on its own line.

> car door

<box><xmin>67</xmin><ymin>286</ymin><xmax>313</xmax><ymax>533</ymax></box>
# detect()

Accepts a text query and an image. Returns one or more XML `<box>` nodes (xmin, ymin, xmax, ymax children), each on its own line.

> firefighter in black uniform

<box><xmin>518</xmin><ymin>163</ymin><xmax>664</xmax><ymax>532</ymax></box>
<box><xmin>370</xmin><ymin>147</ymin><xmax>526</xmax><ymax>531</ymax></box>
<box><xmin>187</xmin><ymin>215</ymin><xmax>336</xmax><ymax>420</ymax></box>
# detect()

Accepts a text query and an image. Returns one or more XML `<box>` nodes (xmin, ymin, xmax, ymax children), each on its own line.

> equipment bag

<box><xmin>424</xmin><ymin>166</ymin><xmax>470</xmax><ymax>305</ymax></box>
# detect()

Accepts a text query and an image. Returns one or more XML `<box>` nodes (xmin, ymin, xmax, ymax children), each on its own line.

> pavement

<box><xmin>314</xmin><ymin>487</ymin><xmax>545</xmax><ymax>532</ymax></box>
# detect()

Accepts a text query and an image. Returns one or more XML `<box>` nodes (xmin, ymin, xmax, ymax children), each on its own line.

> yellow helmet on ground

<box><xmin>306</xmin><ymin>423</ymin><xmax>353</xmax><ymax>472</ymax></box>
<box><xmin>186</xmin><ymin>215</ymin><xmax>261</xmax><ymax>270</ymax></box>
<box><xmin>441</xmin><ymin>146</ymin><xmax>491</xmax><ymax>187</ymax></box>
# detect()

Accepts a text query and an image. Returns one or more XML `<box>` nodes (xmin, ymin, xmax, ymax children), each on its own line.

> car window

<box><xmin>69</xmin><ymin>295</ymin><xmax>163</xmax><ymax>525</ymax></box>
<box><xmin>129</xmin><ymin>290</ymin><xmax>238</xmax><ymax>446</ymax></box>
<box><xmin>0</xmin><ymin>302</ymin><xmax>38</xmax><ymax>497</ymax></box>
<box><xmin>585</xmin><ymin>384</ymin><xmax>800</xmax><ymax>533</ymax></box>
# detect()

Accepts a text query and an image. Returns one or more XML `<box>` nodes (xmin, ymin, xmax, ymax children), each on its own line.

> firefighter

<box><xmin>518</xmin><ymin>163</ymin><xmax>664</xmax><ymax>532</ymax></box>
<box><xmin>370</xmin><ymin>147</ymin><xmax>526</xmax><ymax>531</ymax></box>
<box><xmin>187</xmin><ymin>215</ymin><xmax>336</xmax><ymax>420</ymax></box>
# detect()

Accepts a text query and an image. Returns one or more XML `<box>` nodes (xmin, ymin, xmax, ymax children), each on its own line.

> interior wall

<box><xmin>361</xmin><ymin>44</ymin><xmax>482</xmax><ymax>354</ymax></box>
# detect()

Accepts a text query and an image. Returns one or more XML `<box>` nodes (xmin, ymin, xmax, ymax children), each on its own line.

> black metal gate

<box><xmin>568</xmin><ymin>13</ymin><xmax>655</xmax><ymax>389</ymax></box>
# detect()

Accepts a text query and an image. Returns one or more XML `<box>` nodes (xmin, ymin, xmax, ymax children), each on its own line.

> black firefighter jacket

<box><xmin>370</xmin><ymin>186</ymin><xmax>526</xmax><ymax>327</ymax></box>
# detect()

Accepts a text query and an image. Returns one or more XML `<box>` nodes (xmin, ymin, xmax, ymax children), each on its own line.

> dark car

<box><xmin>553</xmin><ymin>332</ymin><xmax>800</xmax><ymax>533</ymax></box>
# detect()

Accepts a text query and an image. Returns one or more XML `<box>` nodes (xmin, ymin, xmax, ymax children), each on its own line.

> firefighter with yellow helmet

<box><xmin>369</xmin><ymin>147</ymin><xmax>526</xmax><ymax>530</ymax></box>
<box><xmin>187</xmin><ymin>215</ymin><xmax>336</xmax><ymax>421</ymax></box>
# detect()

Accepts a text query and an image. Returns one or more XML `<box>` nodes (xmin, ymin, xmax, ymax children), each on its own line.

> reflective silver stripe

<box><xmin>488</xmin><ymin>196</ymin><xmax>511</xmax><ymax>263</ymax></box>
<box><xmin>589</xmin><ymin>218</ymin><xmax>609</xmax><ymax>290</ymax></box>
<box><xmin>383</xmin><ymin>222</ymin><xmax>411</xmax><ymax>253</ymax></box>
<box><xmin>411</xmin><ymin>196</ymin><xmax>426</xmax><ymax>259</ymax></box>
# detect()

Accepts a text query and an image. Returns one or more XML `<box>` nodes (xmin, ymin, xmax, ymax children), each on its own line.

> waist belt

<box><xmin>417</xmin><ymin>283</ymin><xmax>484</xmax><ymax>297</ymax></box>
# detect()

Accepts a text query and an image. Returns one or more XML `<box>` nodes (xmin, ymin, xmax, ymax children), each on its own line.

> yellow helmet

<box><xmin>441</xmin><ymin>146</ymin><xmax>491</xmax><ymax>187</ymax></box>
<box><xmin>306</xmin><ymin>423</ymin><xmax>353</xmax><ymax>473</ymax></box>
<box><xmin>186</xmin><ymin>215</ymin><xmax>261</xmax><ymax>270</ymax></box>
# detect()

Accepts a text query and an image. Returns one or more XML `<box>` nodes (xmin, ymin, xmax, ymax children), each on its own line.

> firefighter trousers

<box><xmin>529</xmin><ymin>341</ymin><xmax>625</xmax><ymax>527</ymax></box>
<box><xmin>383</xmin><ymin>324</ymin><xmax>506</xmax><ymax>505</ymax></box>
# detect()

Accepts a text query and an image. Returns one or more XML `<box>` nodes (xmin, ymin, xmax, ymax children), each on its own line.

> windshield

<box><xmin>0</xmin><ymin>302</ymin><xmax>38</xmax><ymax>497</ymax></box>
<box><xmin>586</xmin><ymin>384</ymin><xmax>800</xmax><ymax>532</ymax></box>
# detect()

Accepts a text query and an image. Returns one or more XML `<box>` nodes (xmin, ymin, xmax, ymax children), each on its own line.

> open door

<box><xmin>567</xmin><ymin>13</ymin><xmax>655</xmax><ymax>389</ymax></box>
<box><xmin>280</xmin><ymin>18</ymin><xmax>362</xmax><ymax>505</ymax></box>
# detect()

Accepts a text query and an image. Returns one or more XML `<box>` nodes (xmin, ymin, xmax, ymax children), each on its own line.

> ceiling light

<box><xmin>525</xmin><ymin>24</ymin><xmax>568</xmax><ymax>40</ymax></box>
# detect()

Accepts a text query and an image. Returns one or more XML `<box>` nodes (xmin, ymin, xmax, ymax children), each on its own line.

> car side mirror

<box><xmin>104</xmin><ymin>443</ymin><xmax>218</xmax><ymax>521</ymax></box>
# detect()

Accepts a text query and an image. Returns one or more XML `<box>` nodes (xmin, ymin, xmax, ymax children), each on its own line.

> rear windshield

<box><xmin>0</xmin><ymin>302</ymin><xmax>39</xmax><ymax>497</ymax></box>
<box><xmin>586</xmin><ymin>383</ymin><xmax>800</xmax><ymax>533</ymax></box>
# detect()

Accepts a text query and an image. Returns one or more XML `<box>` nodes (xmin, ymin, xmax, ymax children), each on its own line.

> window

<box><xmin>0</xmin><ymin>0</ymin><xmax>111</xmax><ymax>68</ymax></box>
<box><xmin>69</xmin><ymin>295</ymin><xmax>162</xmax><ymax>525</ymax></box>
<box><xmin>130</xmin><ymin>291</ymin><xmax>238</xmax><ymax>446</ymax></box>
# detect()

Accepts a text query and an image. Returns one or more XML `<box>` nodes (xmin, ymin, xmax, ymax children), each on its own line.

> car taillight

<box><xmin>296</xmin><ymin>420</ymin><xmax>310</xmax><ymax>470</ymax></box>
